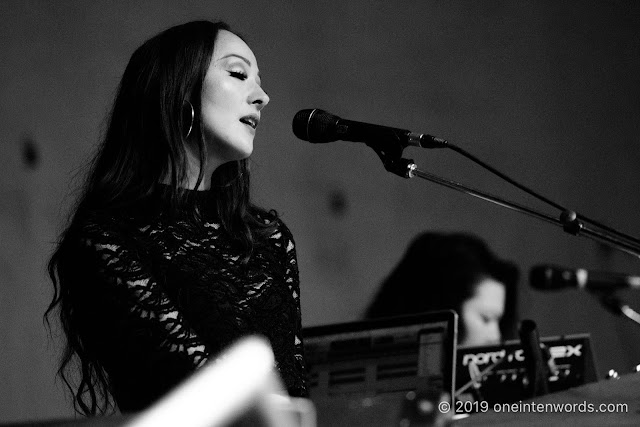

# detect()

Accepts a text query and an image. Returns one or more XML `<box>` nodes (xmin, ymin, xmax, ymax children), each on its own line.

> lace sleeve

<box><xmin>78</xmin><ymin>218</ymin><xmax>210</xmax><ymax>369</ymax></box>
<box><xmin>280</xmin><ymin>221</ymin><xmax>309</xmax><ymax>396</ymax></box>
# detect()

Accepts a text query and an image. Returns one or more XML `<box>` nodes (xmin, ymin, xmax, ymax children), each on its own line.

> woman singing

<box><xmin>45</xmin><ymin>20</ymin><xmax>307</xmax><ymax>415</ymax></box>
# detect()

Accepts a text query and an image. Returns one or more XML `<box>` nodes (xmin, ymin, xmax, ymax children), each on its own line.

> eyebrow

<box><xmin>217</xmin><ymin>53</ymin><xmax>261</xmax><ymax>78</ymax></box>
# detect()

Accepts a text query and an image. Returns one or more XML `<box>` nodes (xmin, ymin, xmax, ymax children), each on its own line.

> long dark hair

<box><xmin>365</xmin><ymin>232</ymin><xmax>519</xmax><ymax>342</ymax></box>
<box><xmin>45</xmin><ymin>20</ymin><xmax>275</xmax><ymax>415</ymax></box>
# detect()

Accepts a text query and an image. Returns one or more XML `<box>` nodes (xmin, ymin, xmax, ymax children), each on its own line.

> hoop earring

<box><xmin>183</xmin><ymin>101</ymin><xmax>195</xmax><ymax>139</ymax></box>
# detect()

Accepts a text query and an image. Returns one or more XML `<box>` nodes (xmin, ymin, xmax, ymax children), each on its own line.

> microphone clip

<box><xmin>368</xmin><ymin>144</ymin><xmax>417</xmax><ymax>179</ymax></box>
<box><xmin>560</xmin><ymin>210</ymin><xmax>584</xmax><ymax>236</ymax></box>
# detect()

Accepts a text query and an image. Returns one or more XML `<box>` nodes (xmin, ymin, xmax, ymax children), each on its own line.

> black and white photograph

<box><xmin>1</xmin><ymin>1</ymin><xmax>639</xmax><ymax>425</ymax></box>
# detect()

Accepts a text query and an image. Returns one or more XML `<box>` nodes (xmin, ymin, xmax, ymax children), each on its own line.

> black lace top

<box><xmin>68</xmin><ymin>187</ymin><xmax>307</xmax><ymax>412</ymax></box>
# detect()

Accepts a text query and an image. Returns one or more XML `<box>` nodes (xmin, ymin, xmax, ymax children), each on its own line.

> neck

<box><xmin>162</xmin><ymin>145</ymin><xmax>223</xmax><ymax>191</ymax></box>
<box><xmin>185</xmin><ymin>148</ymin><xmax>220</xmax><ymax>190</ymax></box>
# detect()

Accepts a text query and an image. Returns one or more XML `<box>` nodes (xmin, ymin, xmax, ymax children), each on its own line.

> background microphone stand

<box><xmin>366</xmin><ymin>139</ymin><xmax>640</xmax><ymax>259</ymax></box>
<box><xmin>597</xmin><ymin>293</ymin><xmax>640</xmax><ymax>327</ymax></box>
<box><xmin>368</xmin><ymin>139</ymin><xmax>640</xmax><ymax>333</ymax></box>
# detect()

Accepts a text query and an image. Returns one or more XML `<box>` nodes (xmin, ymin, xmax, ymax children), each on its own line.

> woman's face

<box><xmin>200</xmin><ymin>30</ymin><xmax>269</xmax><ymax>168</ymax></box>
<box><xmin>460</xmin><ymin>278</ymin><xmax>506</xmax><ymax>347</ymax></box>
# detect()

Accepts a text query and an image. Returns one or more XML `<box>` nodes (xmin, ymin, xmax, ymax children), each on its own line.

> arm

<box><xmin>78</xmin><ymin>217</ymin><xmax>210</xmax><ymax>369</ymax></box>
<box><xmin>280</xmin><ymin>221</ymin><xmax>309</xmax><ymax>396</ymax></box>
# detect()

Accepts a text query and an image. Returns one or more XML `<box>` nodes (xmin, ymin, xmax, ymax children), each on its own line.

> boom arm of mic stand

<box><xmin>401</xmin><ymin>162</ymin><xmax>640</xmax><ymax>259</ymax></box>
<box><xmin>598</xmin><ymin>293</ymin><xmax>640</xmax><ymax>327</ymax></box>
<box><xmin>445</xmin><ymin>143</ymin><xmax>640</xmax><ymax>248</ymax></box>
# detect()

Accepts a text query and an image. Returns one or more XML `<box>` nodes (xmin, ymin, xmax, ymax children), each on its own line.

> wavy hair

<box><xmin>45</xmin><ymin>20</ymin><xmax>276</xmax><ymax>415</ymax></box>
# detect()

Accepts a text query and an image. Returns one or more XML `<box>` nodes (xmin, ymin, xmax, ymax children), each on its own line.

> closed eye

<box><xmin>229</xmin><ymin>71</ymin><xmax>247</xmax><ymax>80</ymax></box>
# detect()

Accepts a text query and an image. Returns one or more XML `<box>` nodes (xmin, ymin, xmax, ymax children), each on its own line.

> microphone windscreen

<box><xmin>292</xmin><ymin>109</ymin><xmax>339</xmax><ymax>143</ymax></box>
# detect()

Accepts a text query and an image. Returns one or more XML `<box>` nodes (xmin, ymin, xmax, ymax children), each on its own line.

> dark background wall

<box><xmin>1</xmin><ymin>0</ymin><xmax>639</xmax><ymax>422</ymax></box>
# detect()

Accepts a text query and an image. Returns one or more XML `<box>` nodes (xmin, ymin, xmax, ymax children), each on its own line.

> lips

<box><xmin>239</xmin><ymin>115</ymin><xmax>259</xmax><ymax>130</ymax></box>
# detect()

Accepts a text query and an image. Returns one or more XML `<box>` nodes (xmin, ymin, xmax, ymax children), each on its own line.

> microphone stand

<box><xmin>367</xmin><ymin>144</ymin><xmax>640</xmax><ymax>259</ymax></box>
<box><xmin>597</xmin><ymin>293</ymin><xmax>640</xmax><ymax>327</ymax></box>
<box><xmin>411</xmin><ymin>167</ymin><xmax>640</xmax><ymax>258</ymax></box>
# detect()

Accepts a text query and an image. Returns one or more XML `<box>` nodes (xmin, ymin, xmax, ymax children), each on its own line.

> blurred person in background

<box><xmin>365</xmin><ymin>232</ymin><xmax>519</xmax><ymax>347</ymax></box>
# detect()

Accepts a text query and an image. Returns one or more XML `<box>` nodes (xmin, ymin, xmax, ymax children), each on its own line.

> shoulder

<box><xmin>272</xmin><ymin>217</ymin><xmax>297</xmax><ymax>256</ymax></box>
<box><xmin>276</xmin><ymin>217</ymin><xmax>295</xmax><ymax>244</ymax></box>
<box><xmin>251</xmin><ymin>208</ymin><xmax>296</xmax><ymax>249</ymax></box>
<box><xmin>251</xmin><ymin>207</ymin><xmax>277</xmax><ymax>224</ymax></box>
<box><xmin>266</xmin><ymin>213</ymin><xmax>295</xmax><ymax>241</ymax></box>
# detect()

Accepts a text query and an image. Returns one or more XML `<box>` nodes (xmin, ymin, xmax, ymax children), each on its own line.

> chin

<box><xmin>233</xmin><ymin>146</ymin><xmax>253</xmax><ymax>160</ymax></box>
<box><xmin>212</xmin><ymin>139</ymin><xmax>253</xmax><ymax>162</ymax></box>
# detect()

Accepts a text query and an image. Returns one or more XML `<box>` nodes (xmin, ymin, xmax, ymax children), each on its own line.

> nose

<box><xmin>250</xmin><ymin>84</ymin><xmax>270</xmax><ymax>111</ymax></box>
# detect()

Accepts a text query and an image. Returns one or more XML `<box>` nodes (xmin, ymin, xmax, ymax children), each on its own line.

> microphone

<box><xmin>529</xmin><ymin>265</ymin><xmax>640</xmax><ymax>291</ymax></box>
<box><xmin>292</xmin><ymin>109</ymin><xmax>447</xmax><ymax>149</ymax></box>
